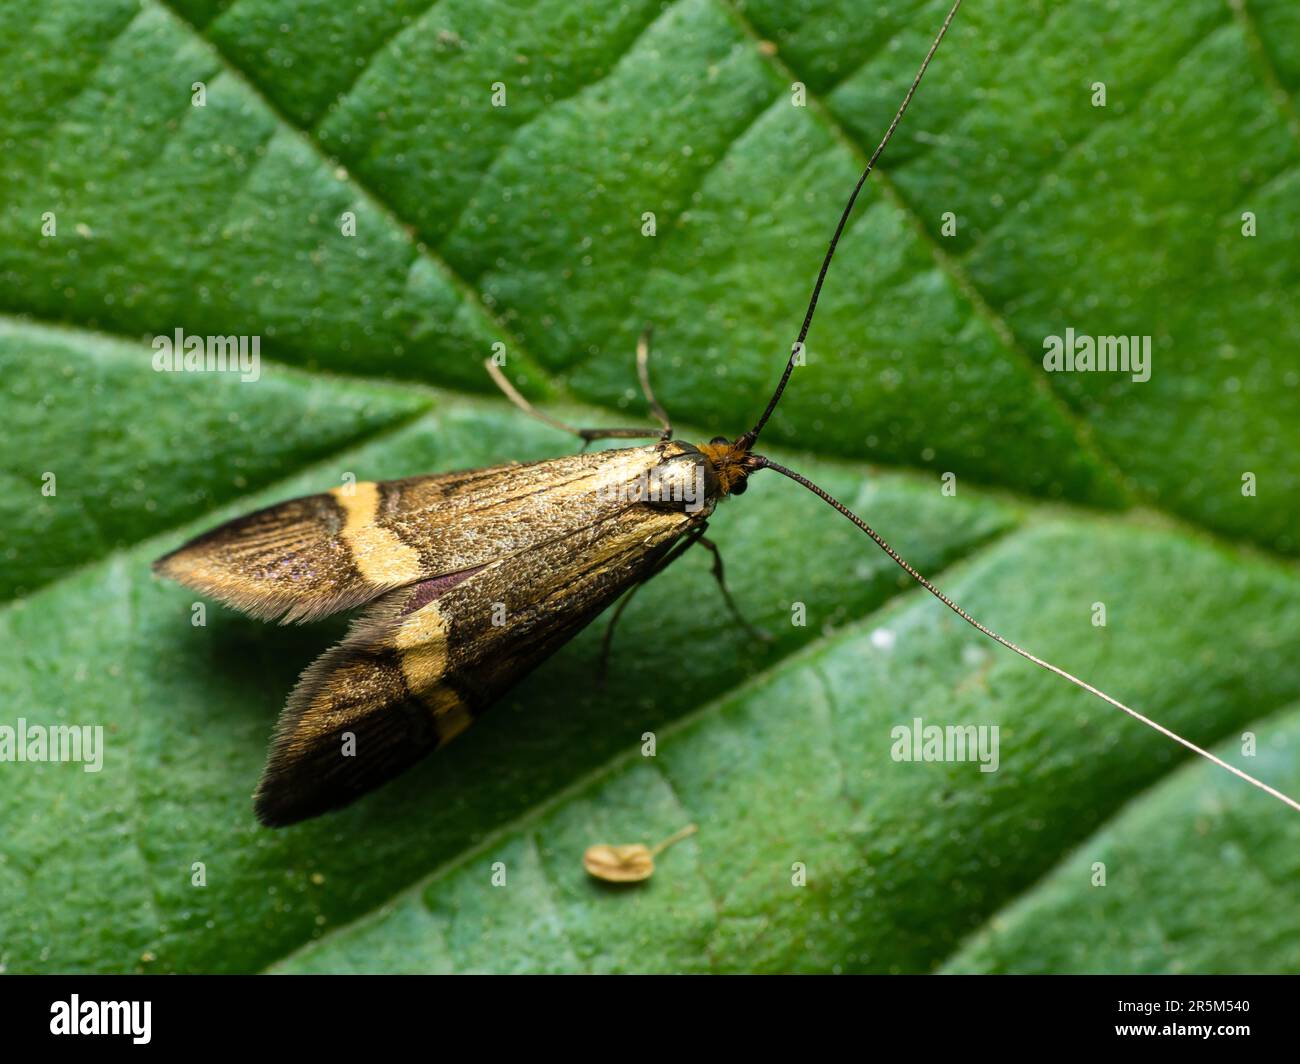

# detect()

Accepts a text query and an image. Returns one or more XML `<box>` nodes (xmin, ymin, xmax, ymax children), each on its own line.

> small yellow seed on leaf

<box><xmin>583</xmin><ymin>824</ymin><xmax>697</xmax><ymax>884</ymax></box>
<box><xmin>583</xmin><ymin>843</ymin><xmax>655</xmax><ymax>883</ymax></box>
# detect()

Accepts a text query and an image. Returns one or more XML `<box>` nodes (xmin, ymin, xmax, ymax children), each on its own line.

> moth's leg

<box><xmin>598</xmin><ymin>524</ymin><xmax>707</xmax><ymax>680</ymax></box>
<box><xmin>599</xmin><ymin>523</ymin><xmax>770</xmax><ymax>679</ymax></box>
<box><xmin>695</xmin><ymin>534</ymin><xmax>773</xmax><ymax>643</ymax></box>
<box><xmin>636</xmin><ymin>325</ymin><xmax>672</xmax><ymax>441</ymax></box>
<box><xmin>484</xmin><ymin>359</ymin><xmax>664</xmax><ymax>449</ymax></box>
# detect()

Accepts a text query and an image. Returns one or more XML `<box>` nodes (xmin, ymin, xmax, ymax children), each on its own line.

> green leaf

<box><xmin>270</xmin><ymin>525</ymin><xmax>1300</xmax><ymax>974</ymax></box>
<box><xmin>941</xmin><ymin>702</ymin><xmax>1300</xmax><ymax>974</ymax></box>
<box><xmin>2</xmin><ymin>0</ymin><xmax>1297</xmax><ymax>973</ymax></box>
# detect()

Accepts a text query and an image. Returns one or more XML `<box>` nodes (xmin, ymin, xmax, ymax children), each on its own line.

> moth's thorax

<box><xmin>637</xmin><ymin>441</ymin><xmax>719</xmax><ymax>515</ymax></box>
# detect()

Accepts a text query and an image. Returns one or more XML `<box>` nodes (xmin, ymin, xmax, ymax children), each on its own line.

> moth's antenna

<box><xmin>739</xmin><ymin>0</ymin><xmax>963</xmax><ymax>451</ymax></box>
<box><xmin>752</xmin><ymin>455</ymin><xmax>1300</xmax><ymax>815</ymax></box>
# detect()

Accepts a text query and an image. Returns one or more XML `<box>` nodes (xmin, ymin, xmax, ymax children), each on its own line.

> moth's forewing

<box><xmin>155</xmin><ymin>446</ymin><xmax>684</xmax><ymax>624</ymax></box>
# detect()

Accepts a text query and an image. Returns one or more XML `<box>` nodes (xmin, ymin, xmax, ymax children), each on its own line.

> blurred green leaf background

<box><xmin>2</xmin><ymin>0</ymin><xmax>1298</xmax><ymax>973</ymax></box>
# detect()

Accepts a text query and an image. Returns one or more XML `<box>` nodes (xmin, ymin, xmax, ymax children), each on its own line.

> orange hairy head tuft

<box><xmin>698</xmin><ymin>437</ymin><xmax>753</xmax><ymax>497</ymax></box>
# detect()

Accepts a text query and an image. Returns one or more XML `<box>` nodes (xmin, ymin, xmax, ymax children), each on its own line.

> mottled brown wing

<box><xmin>253</xmin><ymin>501</ymin><xmax>696</xmax><ymax>826</ymax></box>
<box><xmin>154</xmin><ymin>445</ymin><xmax>678</xmax><ymax>623</ymax></box>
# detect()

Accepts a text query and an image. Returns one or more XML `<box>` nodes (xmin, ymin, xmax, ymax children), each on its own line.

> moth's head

<box><xmin>697</xmin><ymin>436</ymin><xmax>759</xmax><ymax>498</ymax></box>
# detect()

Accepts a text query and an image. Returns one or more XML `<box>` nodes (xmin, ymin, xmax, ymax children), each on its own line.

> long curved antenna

<box><xmin>753</xmin><ymin>455</ymin><xmax>1300</xmax><ymax>815</ymax></box>
<box><xmin>739</xmin><ymin>0</ymin><xmax>963</xmax><ymax>450</ymax></box>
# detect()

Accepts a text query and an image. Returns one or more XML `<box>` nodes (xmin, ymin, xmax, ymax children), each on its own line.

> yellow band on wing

<box><xmin>393</xmin><ymin>600</ymin><xmax>474</xmax><ymax>741</ymax></box>
<box><xmin>332</xmin><ymin>482</ymin><xmax>423</xmax><ymax>585</ymax></box>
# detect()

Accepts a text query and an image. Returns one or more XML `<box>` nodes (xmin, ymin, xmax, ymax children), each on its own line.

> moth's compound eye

<box><xmin>730</xmin><ymin>478</ymin><xmax>748</xmax><ymax>496</ymax></box>
<box><xmin>709</xmin><ymin>436</ymin><xmax>730</xmax><ymax>445</ymax></box>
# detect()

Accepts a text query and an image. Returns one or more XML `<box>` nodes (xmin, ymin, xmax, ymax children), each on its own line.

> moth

<box><xmin>155</xmin><ymin>0</ymin><xmax>1299</xmax><ymax>827</ymax></box>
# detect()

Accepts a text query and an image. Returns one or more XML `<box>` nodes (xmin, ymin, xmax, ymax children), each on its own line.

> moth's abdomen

<box><xmin>153</xmin><ymin>484</ymin><xmax>419</xmax><ymax>624</ymax></box>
